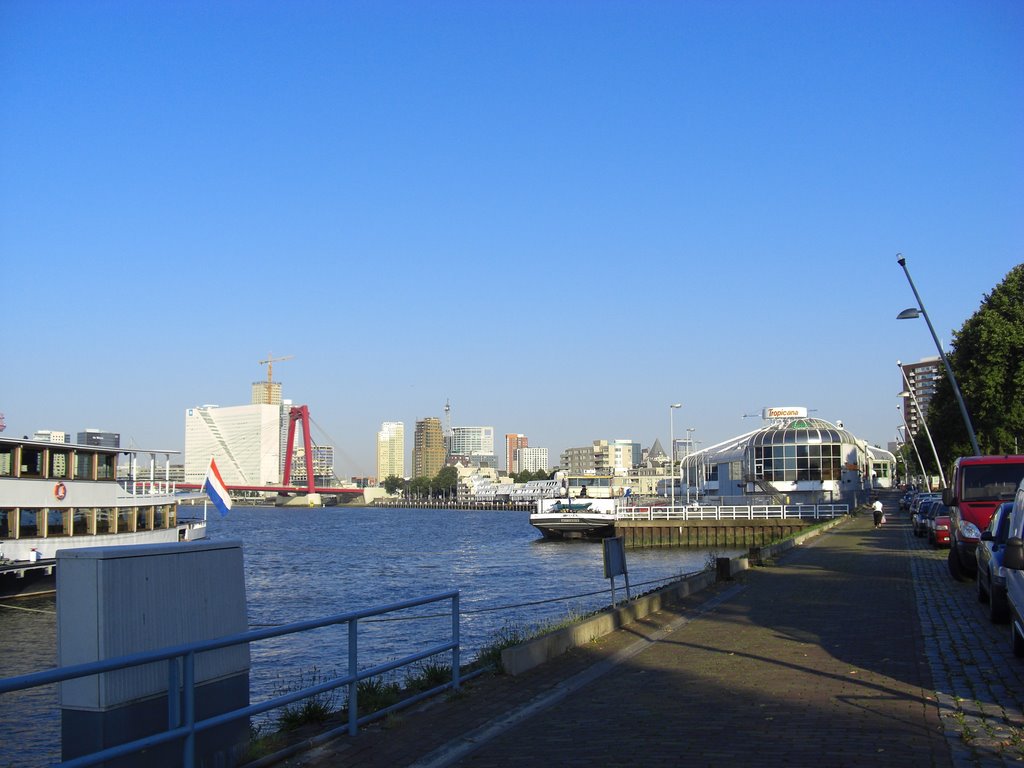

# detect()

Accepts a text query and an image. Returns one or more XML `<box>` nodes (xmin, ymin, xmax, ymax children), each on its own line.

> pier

<box><xmin>272</xmin><ymin>492</ymin><xmax>1018</xmax><ymax>767</ymax></box>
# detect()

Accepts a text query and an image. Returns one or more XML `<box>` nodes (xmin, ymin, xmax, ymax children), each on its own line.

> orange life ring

<box><xmin>54</xmin><ymin>482</ymin><xmax>67</xmax><ymax>501</ymax></box>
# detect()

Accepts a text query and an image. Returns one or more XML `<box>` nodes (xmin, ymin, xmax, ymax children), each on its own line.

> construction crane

<box><xmin>259</xmin><ymin>353</ymin><xmax>294</xmax><ymax>385</ymax></box>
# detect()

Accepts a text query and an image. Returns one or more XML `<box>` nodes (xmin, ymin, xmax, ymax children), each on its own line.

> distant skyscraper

<box><xmin>77</xmin><ymin>429</ymin><xmax>120</xmax><ymax>448</ymax></box>
<box><xmin>413</xmin><ymin>417</ymin><xmax>445</xmax><ymax>479</ymax></box>
<box><xmin>505</xmin><ymin>433</ymin><xmax>528</xmax><ymax>473</ymax></box>
<box><xmin>377</xmin><ymin>421</ymin><xmax>406</xmax><ymax>480</ymax></box>
<box><xmin>900</xmin><ymin>357</ymin><xmax>942</xmax><ymax>437</ymax></box>
<box><xmin>252</xmin><ymin>381</ymin><xmax>282</xmax><ymax>405</ymax></box>
<box><xmin>450</xmin><ymin>426</ymin><xmax>494</xmax><ymax>457</ymax></box>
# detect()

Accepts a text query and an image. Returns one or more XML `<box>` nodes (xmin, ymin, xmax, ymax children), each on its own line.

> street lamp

<box><xmin>898</xmin><ymin>405</ymin><xmax>930</xmax><ymax>491</ymax></box>
<box><xmin>669</xmin><ymin>403</ymin><xmax>681</xmax><ymax>510</ymax></box>
<box><xmin>685</xmin><ymin>427</ymin><xmax>695</xmax><ymax>504</ymax></box>
<box><xmin>898</xmin><ymin>359</ymin><xmax>946</xmax><ymax>488</ymax></box>
<box><xmin>896</xmin><ymin>254</ymin><xmax>981</xmax><ymax>456</ymax></box>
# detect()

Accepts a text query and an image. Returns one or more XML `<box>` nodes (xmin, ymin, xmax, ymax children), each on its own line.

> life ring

<box><xmin>54</xmin><ymin>482</ymin><xmax>67</xmax><ymax>501</ymax></box>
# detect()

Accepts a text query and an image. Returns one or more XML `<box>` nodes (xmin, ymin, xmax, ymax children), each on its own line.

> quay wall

<box><xmin>615</xmin><ymin>519</ymin><xmax>813</xmax><ymax>549</ymax></box>
<box><xmin>501</xmin><ymin>515</ymin><xmax>848</xmax><ymax>676</ymax></box>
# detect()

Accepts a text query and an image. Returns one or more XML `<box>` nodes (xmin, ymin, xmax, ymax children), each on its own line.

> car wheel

<box><xmin>991</xmin><ymin>592</ymin><xmax>1009</xmax><ymax>623</ymax></box>
<box><xmin>949</xmin><ymin>547</ymin><xmax>967</xmax><ymax>582</ymax></box>
<box><xmin>978</xmin><ymin>572</ymin><xmax>989</xmax><ymax>603</ymax></box>
<box><xmin>1012</xmin><ymin>619</ymin><xmax>1024</xmax><ymax>657</ymax></box>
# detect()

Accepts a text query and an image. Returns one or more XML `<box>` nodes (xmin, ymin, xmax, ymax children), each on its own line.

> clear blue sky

<box><xmin>2</xmin><ymin>1</ymin><xmax>1021</xmax><ymax>476</ymax></box>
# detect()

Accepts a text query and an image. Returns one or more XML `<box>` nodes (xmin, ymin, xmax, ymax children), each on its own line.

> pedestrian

<box><xmin>872</xmin><ymin>498</ymin><xmax>884</xmax><ymax>528</ymax></box>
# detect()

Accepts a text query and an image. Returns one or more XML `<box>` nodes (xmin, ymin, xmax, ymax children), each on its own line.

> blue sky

<box><xmin>2</xmin><ymin>1</ymin><xmax>1021</xmax><ymax>476</ymax></box>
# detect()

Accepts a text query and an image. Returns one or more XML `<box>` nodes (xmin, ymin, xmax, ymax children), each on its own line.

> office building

<box><xmin>377</xmin><ymin>421</ymin><xmax>406</xmax><ymax>480</ymax></box>
<box><xmin>252</xmin><ymin>381</ymin><xmax>282</xmax><ymax>405</ymax></box>
<box><xmin>77</xmin><ymin>429</ymin><xmax>120</xmax><ymax>448</ymax></box>
<box><xmin>33</xmin><ymin>430</ymin><xmax>70</xmax><ymax>443</ymax></box>
<box><xmin>505</xmin><ymin>433</ymin><xmax>528</xmax><ymax>473</ymax></box>
<box><xmin>413</xmin><ymin>417</ymin><xmax>445</xmax><ymax>479</ymax></box>
<box><xmin>184</xmin><ymin>404</ymin><xmax>281</xmax><ymax>486</ymax></box>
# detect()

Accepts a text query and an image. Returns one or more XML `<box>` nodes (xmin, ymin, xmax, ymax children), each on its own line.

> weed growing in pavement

<box><xmin>476</xmin><ymin>608</ymin><xmax>596</xmax><ymax>673</ymax></box>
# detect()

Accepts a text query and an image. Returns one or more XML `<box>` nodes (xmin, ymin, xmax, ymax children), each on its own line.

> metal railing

<box><xmin>615</xmin><ymin>504</ymin><xmax>849</xmax><ymax>521</ymax></box>
<box><xmin>0</xmin><ymin>591</ymin><xmax>461</xmax><ymax>768</ymax></box>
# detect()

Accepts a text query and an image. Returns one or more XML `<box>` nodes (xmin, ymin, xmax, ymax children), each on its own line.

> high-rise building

<box><xmin>184</xmin><ymin>404</ymin><xmax>282</xmax><ymax>486</ymax></box>
<box><xmin>252</xmin><ymin>381</ymin><xmax>282</xmax><ymax>405</ymax></box>
<box><xmin>505</xmin><ymin>433</ymin><xmax>528</xmax><ymax>473</ymax></box>
<box><xmin>900</xmin><ymin>357</ymin><xmax>942</xmax><ymax>437</ymax></box>
<box><xmin>413</xmin><ymin>417</ymin><xmax>445</xmax><ymax>479</ymax></box>
<box><xmin>450</xmin><ymin>426</ymin><xmax>494</xmax><ymax>457</ymax></box>
<box><xmin>516</xmin><ymin>446</ymin><xmax>549</xmax><ymax>474</ymax></box>
<box><xmin>77</xmin><ymin>429</ymin><xmax>120</xmax><ymax>448</ymax></box>
<box><xmin>288</xmin><ymin>445</ymin><xmax>335</xmax><ymax>486</ymax></box>
<box><xmin>377</xmin><ymin>421</ymin><xmax>406</xmax><ymax>480</ymax></box>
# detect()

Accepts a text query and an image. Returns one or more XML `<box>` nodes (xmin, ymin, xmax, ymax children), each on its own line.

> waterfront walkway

<box><xmin>279</xmin><ymin>494</ymin><xmax>1024</xmax><ymax>767</ymax></box>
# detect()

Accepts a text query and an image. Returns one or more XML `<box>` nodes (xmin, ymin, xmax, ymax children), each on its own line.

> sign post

<box><xmin>603</xmin><ymin>536</ymin><xmax>630</xmax><ymax>607</ymax></box>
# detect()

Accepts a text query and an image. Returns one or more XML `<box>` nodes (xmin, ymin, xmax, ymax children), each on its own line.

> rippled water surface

<box><xmin>1</xmin><ymin>506</ymin><xmax>735</xmax><ymax>765</ymax></box>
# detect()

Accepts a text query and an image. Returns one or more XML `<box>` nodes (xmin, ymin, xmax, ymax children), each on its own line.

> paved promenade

<box><xmin>280</xmin><ymin>494</ymin><xmax>1024</xmax><ymax>767</ymax></box>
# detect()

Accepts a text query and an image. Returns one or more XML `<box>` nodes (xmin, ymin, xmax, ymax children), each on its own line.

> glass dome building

<box><xmin>679</xmin><ymin>415</ymin><xmax>894</xmax><ymax>505</ymax></box>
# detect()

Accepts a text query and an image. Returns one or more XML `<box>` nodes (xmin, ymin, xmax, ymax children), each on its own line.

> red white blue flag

<box><xmin>203</xmin><ymin>457</ymin><xmax>232</xmax><ymax>517</ymax></box>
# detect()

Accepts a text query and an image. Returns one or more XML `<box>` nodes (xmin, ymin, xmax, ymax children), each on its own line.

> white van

<box><xmin>1000</xmin><ymin>478</ymin><xmax>1024</xmax><ymax>655</ymax></box>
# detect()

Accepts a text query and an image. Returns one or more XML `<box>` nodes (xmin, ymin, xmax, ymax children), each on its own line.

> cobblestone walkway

<box><xmin>281</xmin><ymin>495</ymin><xmax>1024</xmax><ymax>767</ymax></box>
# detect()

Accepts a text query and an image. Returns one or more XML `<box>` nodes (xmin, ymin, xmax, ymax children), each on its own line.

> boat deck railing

<box><xmin>615</xmin><ymin>503</ymin><xmax>849</xmax><ymax>521</ymax></box>
<box><xmin>0</xmin><ymin>591</ymin><xmax>464</xmax><ymax>768</ymax></box>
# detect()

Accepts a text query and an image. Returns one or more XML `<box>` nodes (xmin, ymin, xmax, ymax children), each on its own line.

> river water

<box><xmin>0</xmin><ymin>506</ymin><xmax>735</xmax><ymax>765</ymax></box>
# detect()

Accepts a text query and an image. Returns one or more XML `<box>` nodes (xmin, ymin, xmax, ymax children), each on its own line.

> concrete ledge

<box><xmin>500</xmin><ymin>516</ymin><xmax>850</xmax><ymax>676</ymax></box>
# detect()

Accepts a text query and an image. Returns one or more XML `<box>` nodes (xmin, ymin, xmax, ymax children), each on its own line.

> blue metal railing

<box><xmin>0</xmin><ymin>590</ymin><xmax>461</xmax><ymax>767</ymax></box>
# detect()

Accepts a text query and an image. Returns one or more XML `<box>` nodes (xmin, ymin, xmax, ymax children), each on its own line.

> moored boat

<box><xmin>0</xmin><ymin>435</ymin><xmax>207</xmax><ymax>596</ymax></box>
<box><xmin>530</xmin><ymin>498</ymin><xmax>618</xmax><ymax>539</ymax></box>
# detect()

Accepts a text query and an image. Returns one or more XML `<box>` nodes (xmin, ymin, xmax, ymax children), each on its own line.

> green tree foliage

<box><xmin>382</xmin><ymin>475</ymin><xmax>404</xmax><ymax>495</ymax></box>
<box><xmin>926</xmin><ymin>264</ymin><xmax>1024</xmax><ymax>462</ymax></box>
<box><xmin>433</xmin><ymin>465</ymin><xmax>459</xmax><ymax>497</ymax></box>
<box><xmin>408</xmin><ymin>476</ymin><xmax>431</xmax><ymax>498</ymax></box>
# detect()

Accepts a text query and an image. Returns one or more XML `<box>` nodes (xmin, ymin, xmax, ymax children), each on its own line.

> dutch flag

<box><xmin>203</xmin><ymin>457</ymin><xmax>233</xmax><ymax>517</ymax></box>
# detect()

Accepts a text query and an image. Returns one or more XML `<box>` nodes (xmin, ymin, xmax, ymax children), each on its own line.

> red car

<box><xmin>928</xmin><ymin>502</ymin><xmax>952</xmax><ymax>547</ymax></box>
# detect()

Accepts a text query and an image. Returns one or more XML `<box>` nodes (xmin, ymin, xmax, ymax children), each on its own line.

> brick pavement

<box><xmin>277</xmin><ymin>494</ymin><xmax>1024</xmax><ymax>767</ymax></box>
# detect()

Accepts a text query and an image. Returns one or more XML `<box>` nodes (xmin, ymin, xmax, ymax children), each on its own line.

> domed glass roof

<box><xmin>749</xmin><ymin>417</ymin><xmax>857</xmax><ymax>447</ymax></box>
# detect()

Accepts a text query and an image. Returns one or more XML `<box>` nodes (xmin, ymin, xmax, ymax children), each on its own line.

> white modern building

<box><xmin>448</xmin><ymin>426</ymin><xmax>496</xmax><ymax>467</ymax></box>
<box><xmin>515</xmin><ymin>447</ymin><xmax>549</xmax><ymax>473</ymax></box>
<box><xmin>377</xmin><ymin>421</ymin><xmax>405</xmax><ymax>480</ymax></box>
<box><xmin>184</xmin><ymin>404</ymin><xmax>282</xmax><ymax>486</ymax></box>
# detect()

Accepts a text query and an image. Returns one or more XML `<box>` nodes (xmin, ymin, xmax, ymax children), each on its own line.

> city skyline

<box><xmin>3</xmin><ymin>3</ymin><xmax>1020</xmax><ymax>474</ymax></box>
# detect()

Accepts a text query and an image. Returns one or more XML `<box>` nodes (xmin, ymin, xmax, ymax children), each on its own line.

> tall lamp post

<box><xmin>669</xmin><ymin>403</ymin><xmax>681</xmax><ymax>510</ymax></box>
<box><xmin>898</xmin><ymin>406</ymin><xmax>930</xmax><ymax>491</ymax></box>
<box><xmin>896</xmin><ymin>254</ymin><xmax>980</xmax><ymax>456</ymax></box>
<box><xmin>897</xmin><ymin>360</ymin><xmax>946</xmax><ymax>488</ymax></box>
<box><xmin>685</xmin><ymin>427</ymin><xmax>695</xmax><ymax>503</ymax></box>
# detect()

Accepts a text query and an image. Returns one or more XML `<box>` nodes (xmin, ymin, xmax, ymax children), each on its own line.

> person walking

<box><xmin>872</xmin><ymin>498</ymin><xmax>884</xmax><ymax>528</ymax></box>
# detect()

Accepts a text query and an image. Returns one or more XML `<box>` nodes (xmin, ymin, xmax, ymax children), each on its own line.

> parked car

<box><xmin>912</xmin><ymin>498</ymin><xmax>938</xmax><ymax>537</ymax></box>
<box><xmin>927</xmin><ymin>502</ymin><xmax>952</xmax><ymax>548</ymax></box>
<box><xmin>900</xmin><ymin>490</ymin><xmax>915</xmax><ymax>512</ymax></box>
<box><xmin>910</xmin><ymin>492</ymin><xmax>940</xmax><ymax>520</ymax></box>
<box><xmin>997</xmin><ymin>479</ymin><xmax>1024</xmax><ymax>655</ymax></box>
<box><xmin>946</xmin><ymin>455</ymin><xmax>1024</xmax><ymax>582</ymax></box>
<box><xmin>977</xmin><ymin>502</ymin><xmax>1013</xmax><ymax>622</ymax></box>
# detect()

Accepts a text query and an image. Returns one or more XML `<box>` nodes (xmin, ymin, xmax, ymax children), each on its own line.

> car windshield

<box><xmin>961</xmin><ymin>463</ymin><xmax>1024</xmax><ymax>502</ymax></box>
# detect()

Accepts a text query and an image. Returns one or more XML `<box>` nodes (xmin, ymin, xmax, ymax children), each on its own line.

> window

<box><xmin>0</xmin><ymin>448</ymin><xmax>14</xmax><ymax>477</ymax></box>
<box><xmin>19</xmin><ymin>509</ymin><xmax>39</xmax><ymax>538</ymax></box>
<box><xmin>20</xmin><ymin>449</ymin><xmax>43</xmax><ymax>477</ymax></box>
<box><xmin>0</xmin><ymin>509</ymin><xmax>11</xmax><ymax>538</ymax></box>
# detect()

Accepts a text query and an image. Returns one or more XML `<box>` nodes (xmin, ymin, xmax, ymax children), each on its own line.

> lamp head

<box><xmin>897</xmin><ymin>308</ymin><xmax>921</xmax><ymax>320</ymax></box>
<box><xmin>670</xmin><ymin>403</ymin><xmax>682</xmax><ymax>409</ymax></box>
<box><xmin>897</xmin><ymin>253</ymin><xmax>906</xmax><ymax>267</ymax></box>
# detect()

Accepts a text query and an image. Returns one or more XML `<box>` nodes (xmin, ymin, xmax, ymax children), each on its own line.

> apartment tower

<box><xmin>413</xmin><ymin>417</ymin><xmax>445</xmax><ymax>479</ymax></box>
<box><xmin>377</xmin><ymin>421</ymin><xmax>406</xmax><ymax>480</ymax></box>
<box><xmin>505</xmin><ymin>433</ymin><xmax>528</xmax><ymax>473</ymax></box>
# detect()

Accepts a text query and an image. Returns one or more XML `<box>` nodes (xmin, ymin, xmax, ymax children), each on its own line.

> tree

<box><xmin>926</xmin><ymin>264</ymin><xmax>1024</xmax><ymax>462</ymax></box>
<box><xmin>408</xmin><ymin>476</ymin><xmax>431</xmax><ymax>499</ymax></box>
<box><xmin>382</xmin><ymin>475</ymin><xmax>404</xmax><ymax>495</ymax></box>
<box><xmin>433</xmin><ymin>466</ymin><xmax>459</xmax><ymax>498</ymax></box>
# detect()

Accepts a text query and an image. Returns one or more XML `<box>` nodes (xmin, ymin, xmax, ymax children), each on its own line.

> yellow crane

<box><xmin>258</xmin><ymin>354</ymin><xmax>294</xmax><ymax>385</ymax></box>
